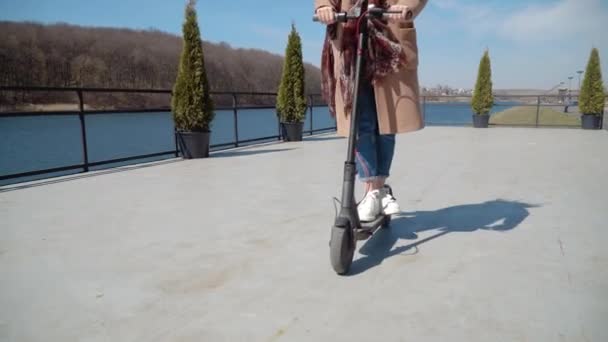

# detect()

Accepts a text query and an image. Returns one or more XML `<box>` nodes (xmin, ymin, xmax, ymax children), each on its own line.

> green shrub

<box><xmin>171</xmin><ymin>0</ymin><xmax>214</xmax><ymax>132</ymax></box>
<box><xmin>579</xmin><ymin>48</ymin><xmax>605</xmax><ymax>115</ymax></box>
<box><xmin>471</xmin><ymin>50</ymin><xmax>494</xmax><ymax>115</ymax></box>
<box><xmin>276</xmin><ymin>24</ymin><xmax>306</xmax><ymax>123</ymax></box>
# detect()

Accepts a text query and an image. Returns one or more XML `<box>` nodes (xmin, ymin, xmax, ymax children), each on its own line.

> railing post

<box><xmin>535</xmin><ymin>96</ymin><xmax>540</xmax><ymax>128</ymax></box>
<box><xmin>232</xmin><ymin>93</ymin><xmax>239</xmax><ymax>147</ymax></box>
<box><xmin>170</xmin><ymin>91</ymin><xmax>179</xmax><ymax>157</ymax></box>
<box><xmin>77</xmin><ymin>90</ymin><xmax>90</xmax><ymax>172</ymax></box>
<box><xmin>174</xmin><ymin>130</ymin><xmax>179</xmax><ymax>157</ymax></box>
<box><xmin>277</xmin><ymin>109</ymin><xmax>282</xmax><ymax>141</ymax></box>
<box><xmin>309</xmin><ymin>95</ymin><xmax>314</xmax><ymax>135</ymax></box>
<box><xmin>422</xmin><ymin>96</ymin><xmax>427</xmax><ymax>124</ymax></box>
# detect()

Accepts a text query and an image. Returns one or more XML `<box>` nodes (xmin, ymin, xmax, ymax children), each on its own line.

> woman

<box><xmin>315</xmin><ymin>0</ymin><xmax>427</xmax><ymax>221</ymax></box>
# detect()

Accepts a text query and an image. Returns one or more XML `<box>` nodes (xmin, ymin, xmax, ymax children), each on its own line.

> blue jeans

<box><xmin>355</xmin><ymin>83</ymin><xmax>396</xmax><ymax>182</ymax></box>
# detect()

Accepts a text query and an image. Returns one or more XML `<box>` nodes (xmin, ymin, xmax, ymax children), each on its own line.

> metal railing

<box><xmin>420</xmin><ymin>94</ymin><xmax>604</xmax><ymax>128</ymax></box>
<box><xmin>2</xmin><ymin>87</ymin><xmax>604</xmax><ymax>184</ymax></box>
<box><xmin>0</xmin><ymin>86</ymin><xmax>336</xmax><ymax>183</ymax></box>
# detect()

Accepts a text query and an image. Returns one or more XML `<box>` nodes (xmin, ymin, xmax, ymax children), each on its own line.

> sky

<box><xmin>1</xmin><ymin>0</ymin><xmax>607</xmax><ymax>90</ymax></box>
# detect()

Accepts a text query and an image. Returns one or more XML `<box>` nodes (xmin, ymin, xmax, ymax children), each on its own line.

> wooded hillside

<box><xmin>0</xmin><ymin>21</ymin><xmax>323</xmax><ymax>109</ymax></box>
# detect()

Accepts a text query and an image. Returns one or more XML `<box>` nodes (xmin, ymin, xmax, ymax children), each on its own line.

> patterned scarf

<box><xmin>321</xmin><ymin>0</ymin><xmax>406</xmax><ymax>117</ymax></box>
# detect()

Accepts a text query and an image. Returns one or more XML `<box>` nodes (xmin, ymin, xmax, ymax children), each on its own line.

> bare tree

<box><xmin>0</xmin><ymin>21</ymin><xmax>323</xmax><ymax>107</ymax></box>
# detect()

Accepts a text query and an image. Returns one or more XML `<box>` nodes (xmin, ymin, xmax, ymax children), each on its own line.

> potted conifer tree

<box><xmin>172</xmin><ymin>0</ymin><xmax>214</xmax><ymax>158</ymax></box>
<box><xmin>471</xmin><ymin>50</ymin><xmax>494</xmax><ymax>128</ymax></box>
<box><xmin>276</xmin><ymin>24</ymin><xmax>307</xmax><ymax>141</ymax></box>
<box><xmin>579</xmin><ymin>48</ymin><xmax>605</xmax><ymax>130</ymax></box>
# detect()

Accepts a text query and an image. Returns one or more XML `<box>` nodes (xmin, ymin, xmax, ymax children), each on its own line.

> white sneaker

<box><xmin>357</xmin><ymin>189</ymin><xmax>382</xmax><ymax>222</ymax></box>
<box><xmin>380</xmin><ymin>186</ymin><xmax>401</xmax><ymax>215</ymax></box>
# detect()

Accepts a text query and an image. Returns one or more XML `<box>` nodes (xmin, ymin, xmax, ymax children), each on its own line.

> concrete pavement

<box><xmin>1</xmin><ymin>127</ymin><xmax>607</xmax><ymax>341</ymax></box>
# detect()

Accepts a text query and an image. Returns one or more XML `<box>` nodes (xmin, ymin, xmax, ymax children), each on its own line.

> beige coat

<box><xmin>314</xmin><ymin>0</ymin><xmax>427</xmax><ymax>137</ymax></box>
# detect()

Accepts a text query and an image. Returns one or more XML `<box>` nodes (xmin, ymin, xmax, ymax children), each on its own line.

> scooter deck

<box><xmin>355</xmin><ymin>214</ymin><xmax>388</xmax><ymax>240</ymax></box>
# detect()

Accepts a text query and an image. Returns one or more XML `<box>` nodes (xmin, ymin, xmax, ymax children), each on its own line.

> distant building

<box><xmin>557</xmin><ymin>88</ymin><xmax>568</xmax><ymax>104</ymax></box>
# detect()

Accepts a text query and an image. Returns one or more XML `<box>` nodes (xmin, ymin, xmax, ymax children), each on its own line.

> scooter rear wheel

<box><xmin>329</xmin><ymin>225</ymin><xmax>355</xmax><ymax>275</ymax></box>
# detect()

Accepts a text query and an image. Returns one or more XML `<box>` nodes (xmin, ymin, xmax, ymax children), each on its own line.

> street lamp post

<box><xmin>566</xmin><ymin>76</ymin><xmax>574</xmax><ymax>113</ymax></box>
<box><xmin>577</xmin><ymin>70</ymin><xmax>584</xmax><ymax>91</ymax></box>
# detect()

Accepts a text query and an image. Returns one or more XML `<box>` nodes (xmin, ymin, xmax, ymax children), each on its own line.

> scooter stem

<box><xmin>340</xmin><ymin>0</ymin><xmax>370</xmax><ymax>215</ymax></box>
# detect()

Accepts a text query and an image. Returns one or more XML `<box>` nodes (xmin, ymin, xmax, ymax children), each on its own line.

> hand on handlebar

<box><xmin>315</xmin><ymin>6</ymin><xmax>336</xmax><ymax>25</ymax></box>
<box><xmin>386</xmin><ymin>5</ymin><xmax>411</xmax><ymax>22</ymax></box>
<box><xmin>313</xmin><ymin>5</ymin><xmax>412</xmax><ymax>24</ymax></box>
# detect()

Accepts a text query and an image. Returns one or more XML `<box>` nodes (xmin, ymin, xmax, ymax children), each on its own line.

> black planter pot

<box><xmin>472</xmin><ymin>114</ymin><xmax>490</xmax><ymax>128</ymax></box>
<box><xmin>581</xmin><ymin>114</ymin><xmax>601</xmax><ymax>130</ymax></box>
<box><xmin>177</xmin><ymin>131</ymin><xmax>210</xmax><ymax>159</ymax></box>
<box><xmin>281</xmin><ymin>122</ymin><xmax>304</xmax><ymax>141</ymax></box>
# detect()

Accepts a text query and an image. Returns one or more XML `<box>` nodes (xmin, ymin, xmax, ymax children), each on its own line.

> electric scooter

<box><xmin>314</xmin><ymin>1</ymin><xmax>402</xmax><ymax>275</ymax></box>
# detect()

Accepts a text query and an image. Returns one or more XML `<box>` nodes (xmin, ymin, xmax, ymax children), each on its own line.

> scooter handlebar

<box><xmin>312</xmin><ymin>12</ymin><xmax>349</xmax><ymax>22</ymax></box>
<box><xmin>312</xmin><ymin>9</ymin><xmax>404</xmax><ymax>22</ymax></box>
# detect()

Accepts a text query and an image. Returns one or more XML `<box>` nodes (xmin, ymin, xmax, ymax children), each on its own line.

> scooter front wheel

<box><xmin>330</xmin><ymin>225</ymin><xmax>355</xmax><ymax>275</ymax></box>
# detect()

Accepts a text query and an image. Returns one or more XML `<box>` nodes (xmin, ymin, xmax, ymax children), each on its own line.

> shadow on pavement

<box><xmin>349</xmin><ymin>199</ymin><xmax>541</xmax><ymax>275</ymax></box>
